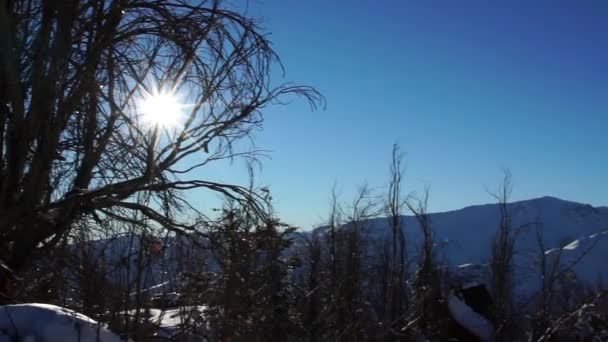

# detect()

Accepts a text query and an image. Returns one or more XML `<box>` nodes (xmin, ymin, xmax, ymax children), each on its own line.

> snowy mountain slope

<box><xmin>0</xmin><ymin>303</ymin><xmax>123</xmax><ymax>342</ymax></box>
<box><xmin>310</xmin><ymin>196</ymin><xmax>608</xmax><ymax>297</ymax></box>
<box><xmin>72</xmin><ymin>197</ymin><xmax>607</xmax><ymax>303</ymax></box>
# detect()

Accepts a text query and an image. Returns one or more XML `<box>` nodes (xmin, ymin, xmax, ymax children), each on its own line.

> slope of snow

<box><xmin>447</xmin><ymin>293</ymin><xmax>494</xmax><ymax>342</ymax></box>
<box><xmin>0</xmin><ymin>303</ymin><xmax>123</xmax><ymax>342</ymax></box>
<box><xmin>123</xmin><ymin>306</ymin><xmax>207</xmax><ymax>339</ymax></box>
<box><xmin>308</xmin><ymin>196</ymin><xmax>608</xmax><ymax>299</ymax></box>
<box><xmin>149</xmin><ymin>306</ymin><xmax>205</xmax><ymax>328</ymax></box>
<box><xmin>543</xmin><ymin>230</ymin><xmax>608</xmax><ymax>283</ymax></box>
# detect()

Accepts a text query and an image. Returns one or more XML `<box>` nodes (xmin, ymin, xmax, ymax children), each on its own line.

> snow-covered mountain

<box><xmin>72</xmin><ymin>196</ymin><xmax>608</xmax><ymax>302</ymax></box>
<box><xmin>309</xmin><ymin>196</ymin><xmax>608</xmax><ymax>297</ymax></box>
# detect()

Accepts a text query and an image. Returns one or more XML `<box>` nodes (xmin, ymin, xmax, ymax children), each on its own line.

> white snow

<box><xmin>447</xmin><ymin>293</ymin><xmax>495</xmax><ymax>342</ymax></box>
<box><xmin>129</xmin><ymin>280</ymin><xmax>173</xmax><ymax>297</ymax></box>
<box><xmin>150</xmin><ymin>307</ymin><xmax>193</xmax><ymax>328</ymax></box>
<box><xmin>544</xmin><ymin>230</ymin><xmax>608</xmax><ymax>256</ymax></box>
<box><xmin>122</xmin><ymin>306</ymin><xmax>207</xmax><ymax>339</ymax></box>
<box><xmin>562</xmin><ymin>239</ymin><xmax>580</xmax><ymax>250</ymax></box>
<box><xmin>0</xmin><ymin>303</ymin><xmax>123</xmax><ymax>342</ymax></box>
<box><xmin>544</xmin><ymin>248</ymin><xmax>559</xmax><ymax>255</ymax></box>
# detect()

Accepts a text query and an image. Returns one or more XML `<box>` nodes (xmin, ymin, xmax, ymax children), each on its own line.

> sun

<box><xmin>138</xmin><ymin>89</ymin><xmax>183</xmax><ymax>129</ymax></box>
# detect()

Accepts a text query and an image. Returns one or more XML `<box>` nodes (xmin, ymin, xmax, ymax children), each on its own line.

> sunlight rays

<box><xmin>137</xmin><ymin>88</ymin><xmax>184</xmax><ymax>130</ymax></box>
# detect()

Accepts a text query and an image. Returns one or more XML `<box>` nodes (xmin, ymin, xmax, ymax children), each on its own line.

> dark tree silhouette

<box><xmin>488</xmin><ymin>171</ymin><xmax>516</xmax><ymax>340</ymax></box>
<box><xmin>383</xmin><ymin>144</ymin><xmax>408</xmax><ymax>338</ymax></box>
<box><xmin>0</xmin><ymin>0</ymin><xmax>322</xmax><ymax>272</ymax></box>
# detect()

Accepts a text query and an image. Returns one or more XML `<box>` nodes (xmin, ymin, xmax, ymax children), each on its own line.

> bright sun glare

<box><xmin>138</xmin><ymin>90</ymin><xmax>182</xmax><ymax>129</ymax></box>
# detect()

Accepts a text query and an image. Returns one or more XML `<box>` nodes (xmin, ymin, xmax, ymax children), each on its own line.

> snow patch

<box><xmin>123</xmin><ymin>306</ymin><xmax>207</xmax><ymax>339</ymax></box>
<box><xmin>0</xmin><ymin>303</ymin><xmax>123</xmax><ymax>342</ymax></box>
<box><xmin>447</xmin><ymin>293</ymin><xmax>494</xmax><ymax>342</ymax></box>
<box><xmin>563</xmin><ymin>239</ymin><xmax>580</xmax><ymax>250</ymax></box>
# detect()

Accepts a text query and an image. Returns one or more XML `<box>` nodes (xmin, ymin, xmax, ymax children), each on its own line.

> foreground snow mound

<box><xmin>447</xmin><ymin>293</ymin><xmax>494</xmax><ymax>342</ymax></box>
<box><xmin>0</xmin><ymin>303</ymin><xmax>122</xmax><ymax>342</ymax></box>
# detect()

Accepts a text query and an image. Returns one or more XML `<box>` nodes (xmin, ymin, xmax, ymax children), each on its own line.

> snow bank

<box><xmin>122</xmin><ymin>306</ymin><xmax>207</xmax><ymax>339</ymax></box>
<box><xmin>447</xmin><ymin>293</ymin><xmax>494</xmax><ymax>342</ymax></box>
<box><xmin>0</xmin><ymin>303</ymin><xmax>122</xmax><ymax>342</ymax></box>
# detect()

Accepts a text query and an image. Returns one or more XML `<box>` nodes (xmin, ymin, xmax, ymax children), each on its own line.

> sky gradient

<box><xmin>201</xmin><ymin>1</ymin><xmax>607</xmax><ymax>229</ymax></box>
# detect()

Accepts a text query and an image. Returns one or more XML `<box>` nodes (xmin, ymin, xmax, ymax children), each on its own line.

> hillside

<box><xmin>76</xmin><ymin>197</ymin><xmax>608</xmax><ymax>302</ymax></box>
<box><xmin>310</xmin><ymin>196</ymin><xmax>608</xmax><ymax>298</ymax></box>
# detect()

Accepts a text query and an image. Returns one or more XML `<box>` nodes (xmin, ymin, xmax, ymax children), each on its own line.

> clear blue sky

<box><xmin>196</xmin><ymin>1</ymin><xmax>608</xmax><ymax>229</ymax></box>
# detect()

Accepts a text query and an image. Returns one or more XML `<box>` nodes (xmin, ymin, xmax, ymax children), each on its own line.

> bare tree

<box><xmin>386</xmin><ymin>144</ymin><xmax>408</xmax><ymax>331</ymax></box>
<box><xmin>488</xmin><ymin>171</ymin><xmax>516</xmax><ymax>340</ymax></box>
<box><xmin>532</xmin><ymin>217</ymin><xmax>605</xmax><ymax>339</ymax></box>
<box><xmin>536</xmin><ymin>290</ymin><xmax>608</xmax><ymax>342</ymax></box>
<box><xmin>301</xmin><ymin>231</ymin><xmax>323</xmax><ymax>342</ymax></box>
<box><xmin>315</xmin><ymin>184</ymin><xmax>382</xmax><ymax>341</ymax></box>
<box><xmin>407</xmin><ymin>188</ymin><xmax>448</xmax><ymax>340</ymax></box>
<box><xmin>534</xmin><ymin>218</ymin><xmax>554</xmax><ymax>337</ymax></box>
<box><xmin>336</xmin><ymin>184</ymin><xmax>381</xmax><ymax>341</ymax></box>
<box><xmin>0</xmin><ymin>0</ymin><xmax>322</xmax><ymax>272</ymax></box>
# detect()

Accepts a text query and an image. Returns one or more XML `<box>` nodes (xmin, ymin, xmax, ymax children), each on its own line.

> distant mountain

<box><xmin>309</xmin><ymin>196</ymin><xmax>608</xmax><ymax>298</ymax></box>
<box><xmin>75</xmin><ymin>197</ymin><xmax>608</xmax><ymax>302</ymax></box>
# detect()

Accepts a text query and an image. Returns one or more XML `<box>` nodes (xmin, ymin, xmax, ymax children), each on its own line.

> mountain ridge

<box><xmin>307</xmin><ymin>196</ymin><xmax>608</xmax><ymax>297</ymax></box>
